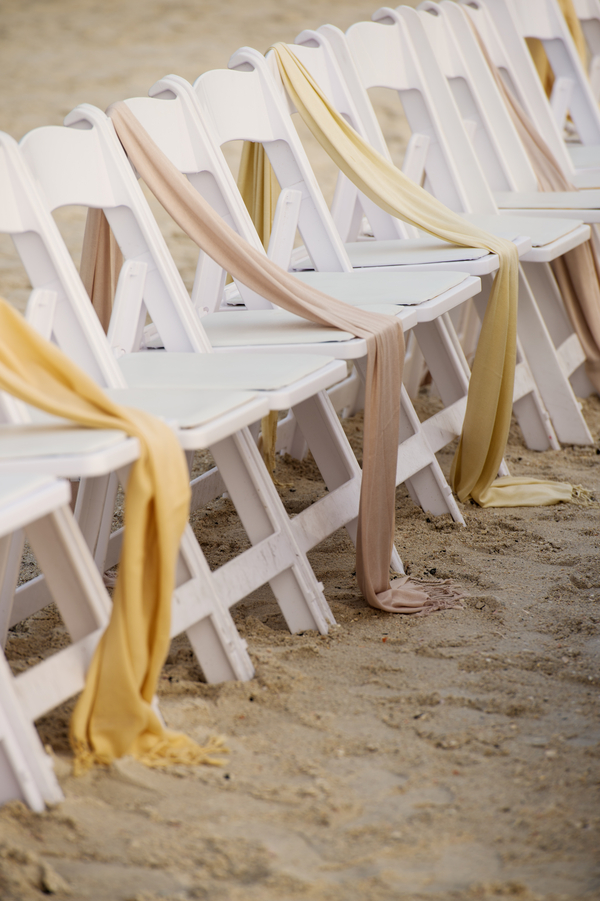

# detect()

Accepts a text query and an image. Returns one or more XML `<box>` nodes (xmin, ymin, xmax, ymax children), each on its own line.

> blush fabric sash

<box><xmin>102</xmin><ymin>101</ymin><xmax>466</xmax><ymax>614</ymax></box>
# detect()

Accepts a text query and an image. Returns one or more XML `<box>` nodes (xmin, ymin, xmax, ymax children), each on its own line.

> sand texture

<box><xmin>0</xmin><ymin>2</ymin><xmax>599</xmax><ymax>899</ymax></box>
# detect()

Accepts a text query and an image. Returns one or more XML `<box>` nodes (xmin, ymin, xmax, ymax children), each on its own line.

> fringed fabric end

<box><xmin>569</xmin><ymin>485</ymin><xmax>596</xmax><ymax>506</ymax></box>
<box><xmin>135</xmin><ymin>732</ymin><xmax>229</xmax><ymax>769</ymax></box>
<box><xmin>371</xmin><ymin>574</ymin><xmax>465</xmax><ymax>614</ymax></box>
<box><xmin>71</xmin><ymin>732</ymin><xmax>229</xmax><ymax>775</ymax></box>
<box><xmin>70</xmin><ymin>740</ymin><xmax>113</xmax><ymax>777</ymax></box>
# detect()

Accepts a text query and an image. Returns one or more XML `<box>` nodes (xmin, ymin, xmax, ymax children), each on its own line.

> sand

<box><xmin>0</xmin><ymin>1</ymin><xmax>599</xmax><ymax>899</ymax></box>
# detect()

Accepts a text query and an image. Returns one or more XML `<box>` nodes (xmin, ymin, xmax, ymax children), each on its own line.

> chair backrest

<box><xmin>18</xmin><ymin>108</ymin><xmax>213</xmax><ymax>355</ymax></box>
<box><xmin>415</xmin><ymin>0</ymin><xmax>539</xmax><ymax>194</ymax></box>
<box><xmin>0</xmin><ymin>132</ymin><xmax>127</xmax><ymax>388</ymax></box>
<box><xmin>494</xmin><ymin>0</ymin><xmax>600</xmax><ymax>142</ymax></box>
<box><xmin>190</xmin><ymin>56</ymin><xmax>355</xmax><ymax>273</ymax></box>
<box><xmin>336</xmin><ymin>7</ymin><xmax>498</xmax><ymax>214</ymax></box>
<box><xmin>457</xmin><ymin>0</ymin><xmax>581</xmax><ymax>182</ymax></box>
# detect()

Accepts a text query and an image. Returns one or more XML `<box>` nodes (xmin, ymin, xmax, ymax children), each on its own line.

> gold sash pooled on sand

<box><xmin>0</xmin><ymin>297</ymin><xmax>230</xmax><ymax>771</ymax></box>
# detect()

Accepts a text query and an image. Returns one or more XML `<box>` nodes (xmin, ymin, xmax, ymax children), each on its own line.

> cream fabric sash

<box><xmin>0</xmin><ymin>298</ymin><xmax>230</xmax><ymax>771</ymax></box>
<box><xmin>465</xmin><ymin>9</ymin><xmax>600</xmax><ymax>393</ymax></box>
<box><xmin>267</xmin><ymin>44</ymin><xmax>583</xmax><ymax>508</ymax></box>
<box><xmin>103</xmin><ymin>101</ymin><xmax>467</xmax><ymax>614</ymax></box>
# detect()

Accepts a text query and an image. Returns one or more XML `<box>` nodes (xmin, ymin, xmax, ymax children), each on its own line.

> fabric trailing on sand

<box><xmin>80</xmin><ymin>100</ymin><xmax>465</xmax><ymax>614</ymax></box>
<box><xmin>464</xmin><ymin>6</ymin><xmax>600</xmax><ymax>396</ymax></box>
<box><xmin>0</xmin><ymin>297</ymin><xmax>227</xmax><ymax>771</ymax></box>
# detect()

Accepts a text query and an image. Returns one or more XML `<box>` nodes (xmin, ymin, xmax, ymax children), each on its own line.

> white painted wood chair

<box><xmin>0</xmin><ymin>129</ymin><xmax>341</xmax><ymax>670</ymax></box>
<box><xmin>459</xmin><ymin>0</ymin><xmax>600</xmax><ymax>188</ymax></box>
<box><xmin>127</xmin><ymin>77</ymin><xmax>502</xmax><ymax>478</ymax></box>
<box><xmin>43</xmin><ymin>97</ymin><xmax>476</xmax><ymax>528</ymax></box>
<box><xmin>574</xmin><ymin>0</ymin><xmax>600</xmax><ymax>100</ymax></box>
<box><xmin>297</xmin><ymin>15</ymin><xmax>593</xmax><ymax>445</ymax></box>
<box><xmin>416</xmin><ymin>1</ymin><xmax>600</xmax><ymax>222</ymax></box>
<box><xmin>215</xmin><ymin>30</ymin><xmax>585</xmax><ymax>452</ymax></box>
<box><xmin>11</xmin><ymin>119</ymin><xmax>413</xmax><ymax>599</ymax></box>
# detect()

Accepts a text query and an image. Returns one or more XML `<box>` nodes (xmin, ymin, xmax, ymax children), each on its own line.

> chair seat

<box><xmin>0</xmin><ymin>424</ymin><xmax>140</xmax><ymax>478</ymax></box>
<box><xmin>118</xmin><ymin>351</ymin><xmax>337</xmax><ymax>391</ymax></box>
<box><xmin>293</xmin><ymin>237</ymin><xmax>490</xmax><ymax>271</ymax></box>
<box><xmin>494</xmin><ymin>190</ymin><xmax>600</xmax><ymax>210</ymax></box>
<box><xmin>0</xmin><ymin>424</ymin><xmax>129</xmax><ymax>456</ymax></box>
<box><xmin>0</xmin><ymin>475</ymin><xmax>70</xmax><ymax>538</ymax></box>
<box><xmin>461</xmin><ymin>212</ymin><xmax>584</xmax><ymax>247</ymax></box>
<box><xmin>294</xmin><ymin>268</ymin><xmax>469</xmax><ymax>304</ymax></box>
<box><xmin>202</xmin><ymin>309</ymin><xmax>356</xmax><ymax>346</ymax></box>
<box><xmin>104</xmin><ymin>387</ymin><xmax>267</xmax><ymax>431</ymax></box>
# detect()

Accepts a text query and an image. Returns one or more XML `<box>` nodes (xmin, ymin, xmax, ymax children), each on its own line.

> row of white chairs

<box><xmin>2</xmin><ymin>0</ymin><xmax>597</xmax><ymax>810</ymax></box>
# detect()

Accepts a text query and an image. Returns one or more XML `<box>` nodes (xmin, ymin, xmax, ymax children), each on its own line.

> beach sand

<box><xmin>0</xmin><ymin>2</ymin><xmax>599</xmax><ymax>899</ymax></box>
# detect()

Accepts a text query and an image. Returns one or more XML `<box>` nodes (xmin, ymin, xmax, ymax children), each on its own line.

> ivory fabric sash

<box><xmin>268</xmin><ymin>44</ymin><xmax>581</xmax><ymax>508</ymax></box>
<box><xmin>105</xmin><ymin>101</ymin><xmax>466</xmax><ymax>614</ymax></box>
<box><xmin>465</xmin><ymin>9</ymin><xmax>600</xmax><ymax>393</ymax></box>
<box><xmin>0</xmin><ymin>298</ymin><xmax>229</xmax><ymax>771</ymax></box>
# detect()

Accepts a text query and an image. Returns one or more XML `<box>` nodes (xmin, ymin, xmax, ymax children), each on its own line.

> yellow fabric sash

<box><xmin>253</xmin><ymin>43</ymin><xmax>583</xmax><ymax>508</ymax></box>
<box><xmin>465</xmin><ymin>7</ymin><xmax>600</xmax><ymax>394</ymax></box>
<box><xmin>0</xmin><ymin>298</ymin><xmax>227</xmax><ymax>770</ymax></box>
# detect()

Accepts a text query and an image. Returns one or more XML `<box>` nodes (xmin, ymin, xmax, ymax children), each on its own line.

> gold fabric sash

<box><xmin>265</xmin><ymin>44</ymin><xmax>581</xmax><ymax>508</ymax></box>
<box><xmin>0</xmin><ymin>298</ymin><xmax>229</xmax><ymax>770</ymax></box>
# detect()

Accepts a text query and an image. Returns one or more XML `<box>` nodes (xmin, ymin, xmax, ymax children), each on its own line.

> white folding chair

<box><xmin>416</xmin><ymin>1</ymin><xmax>600</xmax><ymax>222</ymax></box>
<box><xmin>0</xmin><ymin>474</ymin><xmax>114</xmax><ymax>810</ymax></box>
<box><xmin>37</xmin><ymin>97</ymin><xmax>475</xmax><ymax>528</ymax></box>
<box><xmin>459</xmin><ymin>0</ymin><xmax>600</xmax><ymax>188</ymax></box>
<box><xmin>294</xmin><ymin>14</ymin><xmax>593</xmax><ymax>444</ymax></box>
<box><xmin>10</xmin><ymin>120</ymin><xmax>415</xmax><ymax>593</ymax></box>
<box><xmin>0</xmin><ymin>130</ymin><xmax>340</xmax><ymax>670</ymax></box>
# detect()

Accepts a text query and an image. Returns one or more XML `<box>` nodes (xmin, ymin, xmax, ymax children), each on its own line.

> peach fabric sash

<box><xmin>100</xmin><ymin>101</ymin><xmax>466</xmax><ymax>614</ymax></box>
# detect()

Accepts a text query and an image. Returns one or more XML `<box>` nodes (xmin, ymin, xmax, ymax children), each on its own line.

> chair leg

<box><xmin>522</xmin><ymin>260</ymin><xmax>595</xmax><ymax>400</ymax></box>
<box><xmin>290</xmin><ymin>388</ymin><xmax>405</xmax><ymax>573</ymax></box>
<box><xmin>511</xmin><ymin>265</ymin><xmax>593</xmax><ymax>445</ymax></box>
<box><xmin>170</xmin><ymin>524</ymin><xmax>255</xmax><ymax>683</ymax></box>
<box><xmin>0</xmin><ymin>653</ymin><xmax>62</xmax><ymax>811</ymax></box>
<box><xmin>209</xmin><ymin>428</ymin><xmax>335</xmax><ymax>634</ymax></box>
<box><xmin>0</xmin><ymin>530</ymin><xmax>25</xmax><ymax>649</ymax></box>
